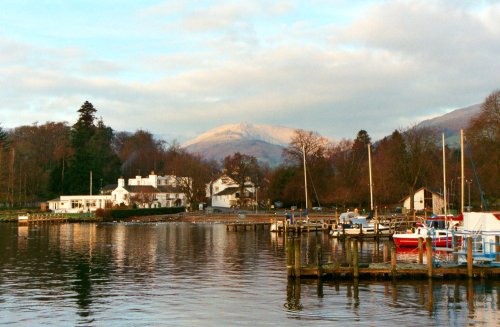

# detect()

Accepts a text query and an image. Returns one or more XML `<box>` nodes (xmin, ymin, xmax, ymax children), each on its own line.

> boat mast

<box><xmin>442</xmin><ymin>133</ymin><xmax>447</xmax><ymax>223</ymax></box>
<box><xmin>460</xmin><ymin>129</ymin><xmax>464</xmax><ymax>214</ymax></box>
<box><xmin>368</xmin><ymin>143</ymin><xmax>374</xmax><ymax>211</ymax></box>
<box><xmin>302</xmin><ymin>145</ymin><xmax>308</xmax><ymax>211</ymax></box>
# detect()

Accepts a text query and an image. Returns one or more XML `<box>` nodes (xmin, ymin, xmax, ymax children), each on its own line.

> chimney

<box><xmin>118</xmin><ymin>177</ymin><xmax>125</xmax><ymax>188</ymax></box>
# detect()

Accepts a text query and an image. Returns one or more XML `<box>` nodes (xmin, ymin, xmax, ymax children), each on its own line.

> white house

<box><xmin>48</xmin><ymin>195</ymin><xmax>113</xmax><ymax>213</ymax></box>
<box><xmin>401</xmin><ymin>187</ymin><xmax>444</xmax><ymax>214</ymax></box>
<box><xmin>49</xmin><ymin>172</ymin><xmax>191</xmax><ymax>212</ymax></box>
<box><xmin>112</xmin><ymin>172</ymin><xmax>190</xmax><ymax>208</ymax></box>
<box><xmin>206</xmin><ymin>174</ymin><xmax>255</xmax><ymax>208</ymax></box>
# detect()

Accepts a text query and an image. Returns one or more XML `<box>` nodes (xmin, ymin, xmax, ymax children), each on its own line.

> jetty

<box><xmin>287</xmin><ymin>236</ymin><xmax>500</xmax><ymax>280</ymax></box>
<box><xmin>226</xmin><ymin>222</ymin><xmax>272</xmax><ymax>231</ymax></box>
<box><xmin>17</xmin><ymin>213</ymin><xmax>69</xmax><ymax>224</ymax></box>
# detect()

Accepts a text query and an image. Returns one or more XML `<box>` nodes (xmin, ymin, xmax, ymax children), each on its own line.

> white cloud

<box><xmin>0</xmin><ymin>1</ymin><xmax>498</xmax><ymax>143</ymax></box>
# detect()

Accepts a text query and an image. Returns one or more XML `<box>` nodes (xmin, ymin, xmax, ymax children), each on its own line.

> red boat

<box><xmin>393</xmin><ymin>226</ymin><xmax>456</xmax><ymax>247</ymax></box>
<box><xmin>392</xmin><ymin>216</ymin><xmax>462</xmax><ymax>248</ymax></box>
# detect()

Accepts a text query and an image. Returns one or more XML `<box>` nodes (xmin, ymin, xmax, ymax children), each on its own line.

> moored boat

<box><xmin>455</xmin><ymin>212</ymin><xmax>500</xmax><ymax>264</ymax></box>
<box><xmin>392</xmin><ymin>216</ymin><xmax>462</xmax><ymax>248</ymax></box>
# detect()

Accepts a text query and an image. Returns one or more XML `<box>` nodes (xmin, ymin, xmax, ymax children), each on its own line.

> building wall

<box><xmin>432</xmin><ymin>193</ymin><xmax>444</xmax><ymax>214</ymax></box>
<box><xmin>212</xmin><ymin>194</ymin><xmax>237</xmax><ymax>208</ymax></box>
<box><xmin>48</xmin><ymin>195</ymin><xmax>112</xmax><ymax>213</ymax></box>
<box><xmin>403</xmin><ymin>189</ymin><xmax>443</xmax><ymax>214</ymax></box>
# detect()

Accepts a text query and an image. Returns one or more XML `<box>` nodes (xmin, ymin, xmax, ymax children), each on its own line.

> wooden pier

<box><xmin>226</xmin><ymin>222</ymin><xmax>272</xmax><ymax>231</ymax></box>
<box><xmin>270</xmin><ymin>217</ymin><xmax>333</xmax><ymax>234</ymax></box>
<box><xmin>18</xmin><ymin>213</ymin><xmax>69</xmax><ymax>224</ymax></box>
<box><xmin>287</xmin><ymin>236</ymin><xmax>500</xmax><ymax>280</ymax></box>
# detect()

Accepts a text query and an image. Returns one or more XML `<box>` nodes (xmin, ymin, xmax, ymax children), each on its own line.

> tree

<box><xmin>283</xmin><ymin>129</ymin><xmax>331</xmax><ymax>209</ymax></box>
<box><xmin>163</xmin><ymin>144</ymin><xmax>217</xmax><ymax>210</ymax></box>
<box><xmin>466</xmin><ymin>90</ymin><xmax>500</xmax><ymax>206</ymax></box>
<box><xmin>87</xmin><ymin>119</ymin><xmax>122</xmax><ymax>194</ymax></box>
<box><xmin>114</xmin><ymin>130</ymin><xmax>166</xmax><ymax>178</ymax></box>
<box><xmin>388</xmin><ymin>126</ymin><xmax>438</xmax><ymax>214</ymax></box>
<box><xmin>65</xmin><ymin>101</ymin><xmax>121</xmax><ymax>195</ymax></box>
<box><xmin>223</xmin><ymin>152</ymin><xmax>260</xmax><ymax>208</ymax></box>
<box><xmin>0</xmin><ymin>126</ymin><xmax>10</xmax><ymax>205</ymax></box>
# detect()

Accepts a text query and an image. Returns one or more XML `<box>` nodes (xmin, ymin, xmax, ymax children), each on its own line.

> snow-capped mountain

<box><xmin>183</xmin><ymin>123</ymin><xmax>297</xmax><ymax>166</ymax></box>
<box><xmin>183</xmin><ymin>123</ymin><xmax>296</xmax><ymax>148</ymax></box>
<box><xmin>183</xmin><ymin>104</ymin><xmax>482</xmax><ymax>166</ymax></box>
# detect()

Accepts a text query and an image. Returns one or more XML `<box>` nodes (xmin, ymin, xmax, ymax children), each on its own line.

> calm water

<box><xmin>0</xmin><ymin>222</ymin><xmax>498</xmax><ymax>326</ymax></box>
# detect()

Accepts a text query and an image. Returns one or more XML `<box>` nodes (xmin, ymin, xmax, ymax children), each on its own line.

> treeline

<box><xmin>0</xmin><ymin>91</ymin><xmax>498</xmax><ymax>212</ymax></box>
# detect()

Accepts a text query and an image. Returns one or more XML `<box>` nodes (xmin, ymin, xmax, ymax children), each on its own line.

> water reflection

<box><xmin>0</xmin><ymin>223</ymin><xmax>498</xmax><ymax>326</ymax></box>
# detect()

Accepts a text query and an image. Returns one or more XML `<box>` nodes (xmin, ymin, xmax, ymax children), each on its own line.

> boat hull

<box><xmin>393</xmin><ymin>234</ymin><xmax>455</xmax><ymax>248</ymax></box>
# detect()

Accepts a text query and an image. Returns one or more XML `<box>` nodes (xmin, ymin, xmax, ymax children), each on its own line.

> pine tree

<box><xmin>63</xmin><ymin>101</ymin><xmax>121</xmax><ymax>195</ymax></box>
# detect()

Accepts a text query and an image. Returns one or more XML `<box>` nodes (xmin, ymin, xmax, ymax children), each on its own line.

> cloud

<box><xmin>1</xmin><ymin>1</ymin><xmax>499</xmax><ymax>143</ymax></box>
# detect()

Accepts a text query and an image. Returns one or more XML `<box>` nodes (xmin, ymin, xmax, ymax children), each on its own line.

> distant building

<box><xmin>48</xmin><ymin>195</ymin><xmax>112</xmax><ymax>213</ymax></box>
<box><xmin>206</xmin><ymin>174</ymin><xmax>255</xmax><ymax>208</ymax></box>
<box><xmin>401</xmin><ymin>187</ymin><xmax>444</xmax><ymax>214</ymax></box>
<box><xmin>49</xmin><ymin>172</ymin><xmax>190</xmax><ymax>213</ymax></box>
<box><xmin>113</xmin><ymin>172</ymin><xmax>190</xmax><ymax>208</ymax></box>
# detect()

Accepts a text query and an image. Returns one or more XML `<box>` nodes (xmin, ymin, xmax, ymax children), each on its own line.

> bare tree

<box><xmin>389</xmin><ymin>126</ymin><xmax>438</xmax><ymax>214</ymax></box>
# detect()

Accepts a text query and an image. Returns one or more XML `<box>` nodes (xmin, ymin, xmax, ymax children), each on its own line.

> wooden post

<box><xmin>391</xmin><ymin>244</ymin><xmax>397</xmax><ymax>277</ymax></box>
<box><xmin>426</xmin><ymin>237</ymin><xmax>433</xmax><ymax>278</ymax></box>
<box><xmin>294</xmin><ymin>238</ymin><xmax>301</xmax><ymax>278</ymax></box>
<box><xmin>453</xmin><ymin>235</ymin><xmax>459</xmax><ymax>263</ymax></box>
<box><xmin>345</xmin><ymin>237</ymin><xmax>351</xmax><ymax>266</ymax></box>
<box><xmin>495</xmin><ymin>236</ymin><xmax>500</xmax><ymax>262</ymax></box>
<box><xmin>352</xmin><ymin>239</ymin><xmax>359</xmax><ymax>278</ymax></box>
<box><xmin>418</xmin><ymin>237</ymin><xmax>424</xmax><ymax>264</ymax></box>
<box><xmin>467</xmin><ymin>236</ymin><xmax>473</xmax><ymax>278</ymax></box>
<box><xmin>316</xmin><ymin>244</ymin><xmax>323</xmax><ymax>278</ymax></box>
<box><xmin>287</xmin><ymin>238</ymin><xmax>294</xmax><ymax>277</ymax></box>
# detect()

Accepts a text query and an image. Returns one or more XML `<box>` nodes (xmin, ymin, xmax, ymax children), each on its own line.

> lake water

<box><xmin>0</xmin><ymin>222</ymin><xmax>498</xmax><ymax>326</ymax></box>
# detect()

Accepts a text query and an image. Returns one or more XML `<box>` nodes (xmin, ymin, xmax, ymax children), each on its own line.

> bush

<box><xmin>104</xmin><ymin>207</ymin><xmax>185</xmax><ymax>221</ymax></box>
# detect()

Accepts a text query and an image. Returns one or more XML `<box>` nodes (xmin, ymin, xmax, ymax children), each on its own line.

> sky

<box><xmin>0</xmin><ymin>0</ymin><xmax>499</xmax><ymax>143</ymax></box>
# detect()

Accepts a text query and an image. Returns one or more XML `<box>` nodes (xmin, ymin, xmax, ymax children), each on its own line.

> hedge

<box><xmin>104</xmin><ymin>207</ymin><xmax>185</xmax><ymax>220</ymax></box>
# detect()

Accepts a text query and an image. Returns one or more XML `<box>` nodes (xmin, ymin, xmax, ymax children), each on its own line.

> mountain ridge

<box><xmin>184</xmin><ymin>104</ymin><xmax>483</xmax><ymax>165</ymax></box>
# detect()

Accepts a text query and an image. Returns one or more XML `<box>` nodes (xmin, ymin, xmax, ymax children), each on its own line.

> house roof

<box><xmin>102</xmin><ymin>184</ymin><xmax>117</xmax><ymax>191</ymax></box>
<box><xmin>214</xmin><ymin>186</ymin><xmax>240</xmax><ymax>196</ymax></box>
<box><xmin>400</xmin><ymin>186</ymin><xmax>444</xmax><ymax>202</ymax></box>
<box><xmin>157</xmin><ymin>185</ymin><xmax>184</xmax><ymax>193</ymax></box>
<box><xmin>123</xmin><ymin>185</ymin><xmax>158</xmax><ymax>193</ymax></box>
<box><xmin>214</xmin><ymin>186</ymin><xmax>255</xmax><ymax>197</ymax></box>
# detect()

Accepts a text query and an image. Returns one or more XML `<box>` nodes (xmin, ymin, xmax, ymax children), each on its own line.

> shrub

<box><xmin>108</xmin><ymin>207</ymin><xmax>185</xmax><ymax>220</ymax></box>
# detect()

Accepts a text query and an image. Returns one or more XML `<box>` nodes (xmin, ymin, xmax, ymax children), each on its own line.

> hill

<box><xmin>183</xmin><ymin>123</ymin><xmax>296</xmax><ymax>166</ymax></box>
<box><xmin>417</xmin><ymin>104</ymin><xmax>481</xmax><ymax>144</ymax></box>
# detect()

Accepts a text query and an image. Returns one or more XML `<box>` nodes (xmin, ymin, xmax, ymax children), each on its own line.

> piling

<box><xmin>418</xmin><ymin>237</ymin><xmax>423</xmax><ymax>264</ymax></box>
<box><xmin>453</xmin><ymin>235</ymin><xmax>459</xmax><ymax>263</ymax></box>
<box><xmin>467</xmin><ymin>237</ymin><xmax>473</xmax><ymax>278</ymax></box>
<box><xmin>352</xmin><ymin>239</ymin><xmax>359</xmax><ymax>278</ymax></box>
<box><xmin>426</xmin><ymin>237</ymin><xmax>433</xmax><ymax>278</ymax></box>
<box><xmin>287</xmin><ymin>238</ymin><xmax>294</xmax><ymax>276</ymax></box>
<box><xmin>391</xmin><ymin>245</ymin><xmax>397</xmax><ymax>277</ymax></box>
<box><xmin>345</xmin><ymin>237</ymin><xmax>351</xmax><ymax>265</ymax></box>
<box><xmin>294</xmin><ymin>238</ymin><xmax>301</xmax><ymax>278</ymax></box>
<box><xmin>316</xmin><ymin>244</ymin><xmax>323</xmax><ymax>278</ymax></box>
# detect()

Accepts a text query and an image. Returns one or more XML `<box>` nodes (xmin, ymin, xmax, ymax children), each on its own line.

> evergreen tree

<box><xmin>88</xmin><ymin>119</ymin><xmax>121</xmax><ymax>194</ymax></box>
<box><xmin>65</xmin><ymin>101</ymin><xmax>121</xmax><ymax>195</ymax></box>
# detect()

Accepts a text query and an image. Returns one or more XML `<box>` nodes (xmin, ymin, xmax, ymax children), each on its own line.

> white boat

<box><xmin>456</xmin><ymin>212</ymin><xmax>500</xmax><ymax>264</ymax></box>
<box><xmin>329</xmin><ymin>212</ymin><xmax>390</xmax><ymax>237</ymax></box>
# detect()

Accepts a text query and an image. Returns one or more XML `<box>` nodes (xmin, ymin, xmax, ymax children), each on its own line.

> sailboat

<box><xmin>270</xmin><ymin>145</ymin><xmax>310</xmax><ymax>233</ymax></box>
<box><xmin>393</xmin><ymin>132</ymin><xmax>461</xmax><ymax>248</ymax></box>
<box><xmin>329</xmin><ymin>143</ymin><xmax>391</xmax><ymax>237</ymax></box>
